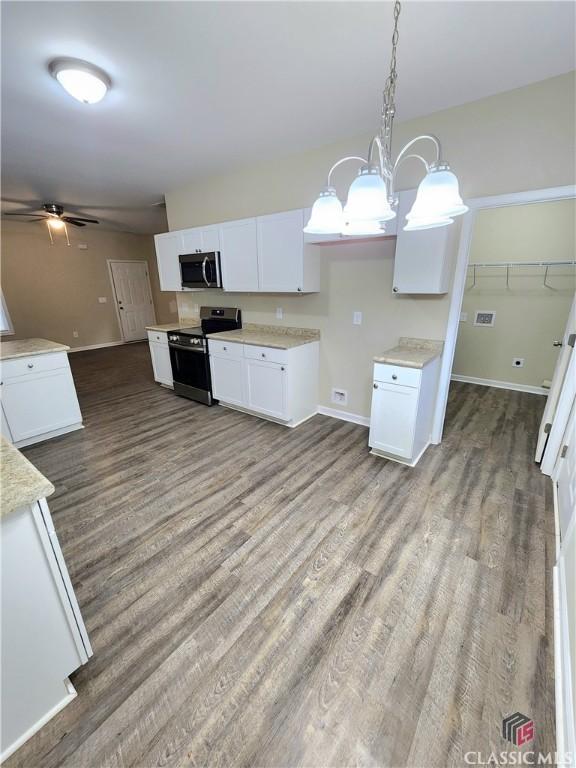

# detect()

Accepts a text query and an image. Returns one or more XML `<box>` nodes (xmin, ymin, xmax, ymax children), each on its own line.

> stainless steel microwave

<box><xmin>179</xmin><ymin>252</ymin><xmax>222</xmax><ymax>289</ymax></box>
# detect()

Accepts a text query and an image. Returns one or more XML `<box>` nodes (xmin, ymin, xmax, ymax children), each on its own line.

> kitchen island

<box><xmin>1</xmin><ymin>438</ymin><xmax>92</xmax><ymax>761</ymax></box>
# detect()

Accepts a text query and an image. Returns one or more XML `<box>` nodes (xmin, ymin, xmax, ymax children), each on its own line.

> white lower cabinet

<box><xmin>369</xmin><ymin>358</ymin><xmax>440</xmax><ymax>466</ymax></box>
<box><xmin>245</xmin><ymin>358</ymin><xmax>287</xmax><ymax>420</ymax></box>
<box><xmin>211</xmin><ymin>355</ymin><xmax>245</xmax><ymax>407</ymax></box>
<box><xmin>209</xmin><ymin>339</ymin><xmax>318</xmax><ymax>427</ymax></box>
<box><xmin>147</xmin><ymin>331</ymin><xmax>173</xmax><ymax>387</ymax></box>
<box><xmin>1</xmin><ymin>352</ymin><xmax>82</xmax><ymax>448</ymax></box>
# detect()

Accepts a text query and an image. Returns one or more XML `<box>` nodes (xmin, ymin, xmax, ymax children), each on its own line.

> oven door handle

<box><xmin>202</xmin><ymin>256</ymin><xmax>211</xmax><ymax>287</ymax></box>
<box><xmin>169</xmin><ymin>343</ymin><xmax>206</xmax><ymax>353</ymax></box>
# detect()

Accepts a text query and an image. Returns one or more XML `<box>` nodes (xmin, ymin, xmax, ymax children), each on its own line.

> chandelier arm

<box><xmin>326</xmin><ymin>156</ymin><xmax>368</xmax><ymax>187</ymax></box>
<box><xmin>393</xmin><ymin>135</ymin><xmax>442</xmax><ymax>173</ymax></box>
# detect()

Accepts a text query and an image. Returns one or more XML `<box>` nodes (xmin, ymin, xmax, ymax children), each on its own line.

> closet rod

<box><xmin>468</xmin><ymin>260</ymin><xmax>576</xmax><ymax>268</ymax></box>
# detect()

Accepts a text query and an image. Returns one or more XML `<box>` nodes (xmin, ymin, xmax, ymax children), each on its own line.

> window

<box><xmin>0</xmin><ymin>290</ymin><xmax>14</xmax><ymax>335</ymax></box>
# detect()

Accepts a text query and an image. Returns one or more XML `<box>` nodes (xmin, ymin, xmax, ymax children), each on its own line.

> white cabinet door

<box><xmin>369</xmin><ymin>381</ymin><xmax>418</xmax><ymax>459</ymax></box>
<box><xmin>154</xmin><ymin>231</ymin><xmax>183</xmax><ymax>291</ymax></box>
<box><xmin>257</xmin><ymin>210</ymin><xmax>304</xmax><ymax>292</ymax></box>
<box><xmin>210</xmin><ymin>355</ymin><xmax>245</xmax><ymax>407</ymax></box>
<box><xmin>2</xmin><ymin>370</ymin><xmax>82</xmax><ymax>443</ymax></box>
<box><xmin>219</xmin><ymin>218</ymin><xmax>259</xmax><ymax>292</ymax></box>
<box><xmin>180</xmin><ymin>227</ymin><xmax>203</xmax><ymax>254</ymax></box>
<box><xmin>201</xmin><ymin>225</ymin><xmax>220</xmax><ymax>252</ymax></box>
<box><xmin>392</xmin><ymin>190</ymin><xmax>451</xmax><ymax>294</ymax></box>
<box><xmin>149</xmin><ymin>342</ymin><xmax>173</xmax><ymax>387</ymax></box>
<box><xmin>245</xmin><ymin>358</ymin><xmax>288</xmax><ymax>420</ymax></box>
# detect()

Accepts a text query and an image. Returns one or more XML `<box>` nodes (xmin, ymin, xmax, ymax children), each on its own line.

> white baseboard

<box><xmin>0</xmin><ymin>679</ymin><xmax>76</xmax><ymax>763</ymax></box>
<box><xmin>450</xmin><ymin>374</ymin><xmax>548</xmax><ymax>396</ymax></box>
<box><xmin>13</xmin><ymin>423</ymin><xmax>84</xmax><ymax>449</ymax></box>
<box><xmin>68</xmin><ymin>340</ymin><xmax>130</xmax><ymax>353</ymax></box>
<box><xmin>317</xmin><ymin>405</ymin><xmax>370</xmax><ymax>427</ymax></box>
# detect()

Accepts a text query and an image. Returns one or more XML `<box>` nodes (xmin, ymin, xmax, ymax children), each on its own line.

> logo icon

<box><xmin>502</xmin><ymin>713</ymin><xmax>535</xmax><ymax>746</ymax></box>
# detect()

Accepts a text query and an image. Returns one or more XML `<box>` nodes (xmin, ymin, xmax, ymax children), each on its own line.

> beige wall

<box><xmin>453</xmin><ymin>199</ymin><xmax>575</xmax><ymax>388</ymax></box>
<box><xmin>165</xmin><ymin>72</ymin><xmax>575</xmax><ymax>418</ymax></box>
<box><xmin>1</xmin><ymin>221</ymin><xmax>178</xmax><ymax>349</ymax></box>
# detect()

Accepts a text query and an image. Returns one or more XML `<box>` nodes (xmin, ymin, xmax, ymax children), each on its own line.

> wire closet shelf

<box><xmin>466</xmin><ymin>260</ymin><xmax>576</xmax><ymax>289</ymax></box>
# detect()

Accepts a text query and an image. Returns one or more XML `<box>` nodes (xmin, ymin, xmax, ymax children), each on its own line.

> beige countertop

<box><xmin>0</xmin><ymin>338</ymin><xmax>70</xmax><ymax>361</ymax></box>
<box><xmin>206</xmin><ymin>323</ymin><xmax>320</xmax><ymax>350</ymax></box>
<box><xmin>374</xmin><ymin>337</ymin><xmax>444</xmax><ymax>368</ymax></box>
<box><xmin>0</xmin><ymin>438</ymin><xmax>55</xmax><ymax>518</ymax></box>
<box><xmin>146</xmin><ymin>322</ymin><xmax>200</xmax><ymax>333</ymax></box>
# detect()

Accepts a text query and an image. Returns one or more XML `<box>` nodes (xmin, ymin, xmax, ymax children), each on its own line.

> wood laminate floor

<box><xmin>8</xmin><ymin>342</ymin><xmax>555</xmax><ymax>768</ymax></box>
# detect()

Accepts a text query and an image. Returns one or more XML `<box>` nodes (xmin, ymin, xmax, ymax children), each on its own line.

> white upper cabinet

<box><xmin>392</xmin><ymin>190</ymin><xmax>452</xmax><ymax>294</ymax></box>
<box><xmin>258</xmin><ymin>210</ymin><xmax>310</xmax><ymax>293</ymax></box>
<box><xmin>219</xmin><ymin>218</ymin><xmax>259</xmax><ymax>292</ymax></box>
<box><xmin>181</xmin><ymin>225</ymin><xmax>221</xmax><ymax>254</ymax></box>
<box><xmin>154</xmin><ymin>231</ymin><xmax>184</xmax><ymax>292</ymax></box>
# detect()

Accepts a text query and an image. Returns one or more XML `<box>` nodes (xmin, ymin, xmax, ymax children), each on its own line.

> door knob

<box><xmin>27</xmin><ymin>363</ymin><xmax>34</xmax><ymax>369</ymax></box>
<box><xmin>392</xmin><ymin>374</ymin><xmax>398</xmax><ymax>380</ymax></box>
<box><xmin>373</xmin><ymin>383</ymin><xmax>378</xmax><ymax>389</ymax></box>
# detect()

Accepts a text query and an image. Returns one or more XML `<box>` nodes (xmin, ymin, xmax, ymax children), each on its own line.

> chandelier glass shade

<box><xmin>304</xmin><ymin>1</ymin><xmax>468</xmax><ymax>238</ymax></box>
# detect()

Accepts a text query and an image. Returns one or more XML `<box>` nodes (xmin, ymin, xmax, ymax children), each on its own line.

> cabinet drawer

<box><xmin>208</xmin><ymin>339</ymin><xmax>244</xmax><ymax>359</ymax></box>
<box><xmin>1</xmin><ymin>352</ymin><xmax>69</xmax><ymax>381</ymax></box>
<box><xmin>373</xmin><ymin>363</ymin><xmax>421</xmax><ymax>389</ymax></box>
<box><xmin>243</xmin><ymin>344</ymin><xmax>288</xmax><ymax>365</ymax></box>
<box><xmin>147</xmin><ymin>330</ymin><xmax>168</xmax><ymax>347</ymax></box>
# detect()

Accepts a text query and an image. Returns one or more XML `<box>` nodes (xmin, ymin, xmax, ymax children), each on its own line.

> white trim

<box><xmin>370</xmin><ymin>440</ymin><xmax>430</xmax><ymax>467</ymax></box>
<box><xmin>316</xmin><ymin>405</ymin><xmax>370</xmax><ymax>427</ymax></box>
<box><xmin>13</xmin><ymin>423</ymin><xmax>83</xmax><ymax>449</ymax></box>
<box><xmin>68</xmin><ymin>340</ymin><xmax>130</xmax><ymax>353</ymax></box>
<box><xmin>553</xmin><ymin>564</ymin><xmax>566</xmax><ymax>762</ymax></box>
<box><xmin>217</xmin><ymin>401</ymin><xmax>317</xmax><ymax>429</ymax></box>
<box><xmin>107</xmin><ymin>259</ymin><xmax>156</xmax><ymax>343</ymax></box>
<box><xmin>0</xmin><ymin>679</ymin><xmax>77</xmax><ymax>763</ymax></box>
<box><xmin>433</xmin><ymin>184</ymin><xmax>576</xmax><ymax>445</ymax></box>
<box><xmin>450</xmin><ymin>374</ymin><xmax>548</xmax><ymax>396</ymax></box>
<box><xmin>541</xmin><ymin>353</ymin><xmax>576</xmax><ymax>475</ymax></box>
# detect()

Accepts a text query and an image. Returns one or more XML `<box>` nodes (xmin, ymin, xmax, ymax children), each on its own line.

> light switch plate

<box><xmin>460</xmin><ymin>312</ymin><xmax>468</xmax><ymax>322</ymax></box>
<box><xmin>73</xmin><ymin>331</ymin><xmax>79</xmax><ymax>338</ymax></box>
<box><xmin>98</xmin><ymin>297</ymin><xmax>107</xmax><ymax>303</ymax></box>
<box><xmin>77</xmin><ymin>243</ymin><xmax>88</xmax><ymax>250</ymax></box>
<box><xmin>276</xmin><ymin>307</ymin><xmax>283</xmax><ymax>320</ymax></box>
<box><xmin>353</xmin><ymin>311</ymin><xmax>362</xmax><ymax>325</ymax></box>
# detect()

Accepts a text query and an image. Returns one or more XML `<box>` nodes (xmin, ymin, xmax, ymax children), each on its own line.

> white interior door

<box><xmin>553</xmin><ymin>401</ymin><xmax>576</xmax><ymax>540</ymax></box>
<box><xmin>110</xmin><ymin>261</ymin><xmax>156</xmax><ymax>342</ymax></box>
<box><xmin>536</xmin><ymin>295</ymin><xmax>575</xmax><ymax>462</ymax></box>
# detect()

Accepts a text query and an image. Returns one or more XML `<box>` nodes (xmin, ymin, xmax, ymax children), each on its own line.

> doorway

<box><xmin>108</xmin><ymin>260</ymin><xmax>156</xmax><ymax>342</ymax></box>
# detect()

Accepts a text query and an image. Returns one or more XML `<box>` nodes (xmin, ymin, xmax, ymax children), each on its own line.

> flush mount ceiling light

<box><xmin>49</xmin><ymin>58</ymin><xmax>111</xmax><ymax>104</ymax></box>
<box><xmin>304</xmin><ymin>1</ymin><xmax>467</xmax><ymax>236</ymax></box>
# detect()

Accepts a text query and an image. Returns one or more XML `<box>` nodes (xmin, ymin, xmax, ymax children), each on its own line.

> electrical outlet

<box><xmin>77</xmin><ymin>243</ymin><xmax>88</xmax><ymax>250</ymax></box>
<box><xmin>73</xmin><ymin>331</ymin><xmax>79</xmax><ymax>338</ymax></box>
<box><xmin>331</xmin><ymin>388</ymin><xmax>348</xmax><ymax>406</ymax></box>
<box><xmin>98</xmin><ymin>296</ymin><xmax>107</xmax><ymax>303</ymax></box>
<box><xmin>276</xmin><ymin>307</ymin><xmax>283</xmax><ymax>320</ymax></box>
<box><xmin>513</xmin><ymin>358</ymin><xmax>524</xmax><ymax>368</ymax></box>
<box><xmin>353</xmin><ymin>311</ymin><xmax>362</xmax><ymax>325</ymax></box>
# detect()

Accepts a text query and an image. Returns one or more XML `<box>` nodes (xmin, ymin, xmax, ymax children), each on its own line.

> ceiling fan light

<box><xmin>406</xmin><ymin>164</ymin><xmax>468</xmax><ymax>223</ymax></box>
<box><xmin>49</xmin><ymin>58</ymin><xmax>110</xmax><ymax>104</ymax></box>
<box><xmin>47</xmin><ymin>218</ymin><xmax>65</xmax><ymax>229</ymax></box>
<box><xmin>303</xmin><ymin>187</ymin><xmax>343</xmax><ymax>234</ymax></box>
<box><xmin>343</xmin><ymin>166</ymin><xmax>396</xmax><ymax>222</ymax></box>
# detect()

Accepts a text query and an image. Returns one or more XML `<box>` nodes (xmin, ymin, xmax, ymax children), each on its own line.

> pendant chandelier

<box><xmin>304</xmin><ymin>1</ymin><xmax>468</xmax><ymax>236</ymax></box>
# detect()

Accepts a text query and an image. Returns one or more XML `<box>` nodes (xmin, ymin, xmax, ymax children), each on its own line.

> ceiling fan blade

<box><xmin>62</xmin><ymin>216</ymin><xmax>99</xmax><ymax>224</ymax></box>
<box><xmin>3</xmin><ymin>212</ymin><xmax>45</xmax><ymax>216</ymax></box>
<box><xmin>65</xmin><ymin>220</ymin><xmax>87</xmax><ymax>227</ymax></box>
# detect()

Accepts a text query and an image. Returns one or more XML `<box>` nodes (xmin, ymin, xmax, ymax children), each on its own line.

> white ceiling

<box><xmin>2</xmin><ymin>1</ymin><xmax>574</xmax><ymax>234</ymax></box>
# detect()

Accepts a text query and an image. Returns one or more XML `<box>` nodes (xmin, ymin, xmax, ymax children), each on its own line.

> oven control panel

<box><xmin>168</xmin><ymin>334</ymin><xmax>206</xmax><ymax>349</ymax></box>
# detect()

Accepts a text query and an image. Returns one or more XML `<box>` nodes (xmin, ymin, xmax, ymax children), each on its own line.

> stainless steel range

<box><xmin>168</xmin><ymin>306</ymin><xmax>241</xmax><ymax>405</ymax></box>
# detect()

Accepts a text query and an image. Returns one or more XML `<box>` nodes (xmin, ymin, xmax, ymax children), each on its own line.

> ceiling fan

<box><xmin>3</xmin><ymin>202</ymin><xmax>99</xmax><ymax>244</ymax></box>
<box><xmin>3</xmin><ymin>202</ymin><xmax>99</xmax><ymax>227</ymax></box>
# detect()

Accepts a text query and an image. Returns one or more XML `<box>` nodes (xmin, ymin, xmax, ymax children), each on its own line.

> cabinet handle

<box><xmin>373</xmin><ymin>383</ymin><xmax>378</xmax><ymax>389</ymax></box>
<box><xmin>297</xmin><ymin>287</ymin><xmax>302</xmax><ymax>292</ymax></box>
<box><xmin>223</xmin><ymin>346</ymin><xmax>227</xmax><ymax>351</ymax></box>
<box><xmin>261</xmin><ymin>353</ymin><xmax>266</xmax><ymax>358</ymax></box>
<box><xmin>27</xmin><ymin>363</ymin><xmax>34</xmax><ymax>369</ymax></box>
<box><xmin>281</xmin><ymin>366</ymin><xmax>285</xmax><ymax>371</ymax></box>
<box><xmin>393</xmin><ymin>287</ymin><xmax>399</xmax><ymax>293</ymax></box>
<box><xmin>392</xmin><ymin>374</ymin><xmax>397</xmax><ymax>380</ymax></box>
